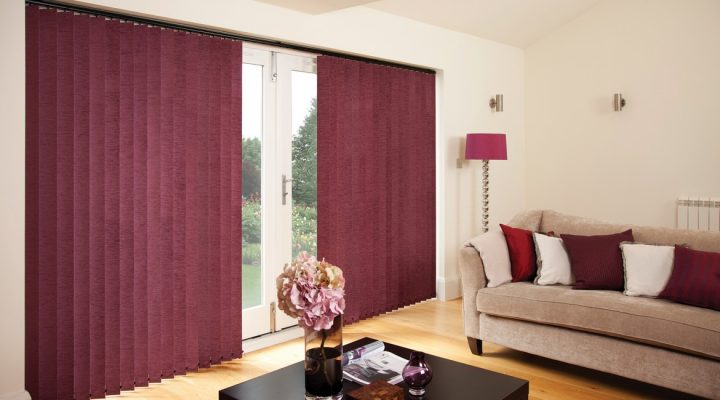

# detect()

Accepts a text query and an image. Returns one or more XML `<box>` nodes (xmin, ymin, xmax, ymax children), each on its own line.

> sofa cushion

<box><xmin>621</xmin><ymin>243</ymin><xmax>674</xmax><ymax>297</ymax></box>
<box><xmin>476</xmin><ymin>282</ymin><xmax>720</xmax><ymax>360</ymax></box>
<box><xmin>467</xmin><ymin>231</ymin><xmax>512</xmax><ymax>288</ymax></box>
<box><xmin>659</xmin><ymin>246</ymin><xmax>720</xmax><ymax>311</ymax></box>
<box><xmin>500</xmin><ymin>224</ymin><xmax>537</xmax><ymax>282</ymax></box>
<box><xmin>561</xmin><ymin>229</ymin><xmax>634</xmax><ymax>290</ymax></box>
<box><xmin>533</xmin><ymin>232</ymin><xmax>574</xmax><ymax>286</ymax></box>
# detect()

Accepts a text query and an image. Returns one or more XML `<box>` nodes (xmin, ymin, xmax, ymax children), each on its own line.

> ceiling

<box><xmin>257</xmin><ymin>0</ymin><xmax>602</xmax><ymax>48</ymax></box>
<box><xmin>257</xmin><ymin>0</ymin><xmax>377</xmax><ymax>15</ymax></box>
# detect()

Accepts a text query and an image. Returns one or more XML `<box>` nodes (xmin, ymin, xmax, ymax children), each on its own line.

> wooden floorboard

<box><xmin>109</xmin><ymin>299</ymin><xmax>700</xmax><ymax>399</ymax></box>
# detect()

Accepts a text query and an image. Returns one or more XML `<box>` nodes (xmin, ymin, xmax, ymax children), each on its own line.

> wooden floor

<box><xmin>110</xmin><ymin>299</ymin><xmax>698</xmax><ymax>400</ymax></box>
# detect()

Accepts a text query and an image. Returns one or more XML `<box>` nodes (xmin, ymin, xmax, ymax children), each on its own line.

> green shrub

<box><xmin>242</xmin><ymin>242</ymin><xmax>261</xmax><ymax>266</ymax></box>
<box><xmin>243</xmin><ymin>138</ymin><xmax>261</xmax><ymax>198</ymax></box>
<box><xmin>242</xmin><ymin>199</ymin><xmax>261</xmax><ymax>244</ymax></box>
<box><xmin>292</xmin><ymin>204</ymin><xmax>317</xmax><ymax>258</ymax></box>
<box><xmin>241</xmin><ymin>199</ymin><xmax>317</xmax><ymax>260</ymax></box>
<box><xmin>292</xmin><ymin>99</ymin><xmax>317</xmax><ymax>207</ymax></box>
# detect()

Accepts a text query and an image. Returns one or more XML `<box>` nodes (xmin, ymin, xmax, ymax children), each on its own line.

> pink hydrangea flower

<box><xmin>276</xmin><ymin>252</ymin><xmax>345</xmax><ymax>331</ymax></box>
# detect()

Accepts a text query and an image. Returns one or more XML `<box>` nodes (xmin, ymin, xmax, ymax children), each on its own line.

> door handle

<box><xmin>282</xmin><ymin>174</ymin><xmax>293</xmax><ymax>205</ymax></box>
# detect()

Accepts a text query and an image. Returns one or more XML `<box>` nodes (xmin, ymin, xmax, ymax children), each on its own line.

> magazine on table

<box><xmin>342</xmin><ymin>340</ymin><xmax>408</xmax><ymax>385</ymax></box>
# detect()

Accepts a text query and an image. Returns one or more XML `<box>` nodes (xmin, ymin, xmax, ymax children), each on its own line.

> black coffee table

<box><xmin>219</xmin><ymin>337</ymin><xmax>528</xmax><ymax>400</ymax></box>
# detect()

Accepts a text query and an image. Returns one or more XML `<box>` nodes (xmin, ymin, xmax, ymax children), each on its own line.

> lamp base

<box><xmin>482</xmin><ymin>160</ymin><xmax>489</xmax><ymax>233</ymax></box>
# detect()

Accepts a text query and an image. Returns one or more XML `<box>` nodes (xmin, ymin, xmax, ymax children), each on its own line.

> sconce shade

<box><xmin>465</xmin><ymin>133</ymin><xmax>507</xmax><ymax>160</ymax></box>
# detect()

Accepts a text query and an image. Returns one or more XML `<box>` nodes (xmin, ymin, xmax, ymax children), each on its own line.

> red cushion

<box><xmin>500</xmin><ymin>224</ymin><xmax>536</xmax><ymax>282</ymax></box>
<box><xmin>561</xmin><ymin>230</ymin><xmax>634</xmax><ymax>290</ymax></box>
<box><xmin>659</xmin><ymin>246</ymin><xmax>720</xmax><ymax>311</ymax></box>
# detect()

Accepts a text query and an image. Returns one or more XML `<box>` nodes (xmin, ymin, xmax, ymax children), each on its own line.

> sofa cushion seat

<box><xmin>476</xmin><ymin>282</ymin><xmax>720</xmax><ymax>360</ymax></box>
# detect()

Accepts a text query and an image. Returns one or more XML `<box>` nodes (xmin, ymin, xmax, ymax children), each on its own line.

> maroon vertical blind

<box><xmin>25</xmin><ymin>6</ymin><xmax>243</xmax><ymax>399</ymax></box>
<box><xmin>317</xmin><ymin>56</ymin><xmax>436</xmax><ymax>324</ymax></box>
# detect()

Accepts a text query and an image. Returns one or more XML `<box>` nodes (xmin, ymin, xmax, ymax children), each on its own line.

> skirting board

<box><xmin>0</xmin><ymin>391</ymin><xmax>31</xmax><ymax>400</ymax></box>
<box><xmin>436</xmin><ymin>276</ymin><xmax>461</xmax><ymax>301</ymax></box>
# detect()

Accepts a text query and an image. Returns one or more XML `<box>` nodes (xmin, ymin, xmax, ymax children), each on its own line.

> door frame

<box><xmin>241</xmin><ymin>44</ymin><xmax>318</xmax><ymax>343</ymax></box>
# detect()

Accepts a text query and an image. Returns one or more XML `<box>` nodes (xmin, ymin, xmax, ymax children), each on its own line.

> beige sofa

<box><xmin>459</xmin><ymin>210</ymin><xmax>720</xmax><ymax>399</ymax></box>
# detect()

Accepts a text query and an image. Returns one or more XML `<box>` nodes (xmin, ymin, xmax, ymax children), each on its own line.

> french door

<box><xmin>241</xmin><ymin>46</ymin><xmax>318</xmax><ymax>339</ymax></box>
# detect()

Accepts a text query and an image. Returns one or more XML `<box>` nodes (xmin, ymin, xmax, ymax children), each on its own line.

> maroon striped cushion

<box><xmin>659</xmin><ymin>246</ymin><xmax>720</xmax><ymax>311</ymax></box>
<box><xmin>561</xmin><ymin>230</ymin><xmax>634</xmax><ymax>290</ymax></box>
<box><xmin>500</xmin><ymin>224</ymin><xmax>536</xmax><ymax>282</ymax></box>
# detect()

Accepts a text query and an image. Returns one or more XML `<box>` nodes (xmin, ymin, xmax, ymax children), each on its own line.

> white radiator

<box><xmin>677</xmin><ymin>197</ymin><xmax>720</xmax><ymax>232</ymax></box>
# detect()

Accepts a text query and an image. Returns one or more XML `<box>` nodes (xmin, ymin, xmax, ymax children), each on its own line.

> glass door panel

<box><xmin>290</xmin><ymin>71</ymin><xmax>318</xmax><ymax>259</ymax></box>
<box><xmin>242</xmin><ymin>63</ymin><xmax>263</xmax><ymax>310</ymax></box>
<box><xmin>275</xmin><ymin>53</ymin><xmax>317</xmax><ymax>331</ymax></box>
<box><xmin>241</xmin><ymin>48</ymin><xmax>274</xmax><ymax>339</ymax></box>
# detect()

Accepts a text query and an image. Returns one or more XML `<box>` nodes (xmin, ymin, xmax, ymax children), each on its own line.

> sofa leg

<box><xmin>467</xmin><ymin>337</ymin><xmax>483</xmax><ymax>355</ymax></box>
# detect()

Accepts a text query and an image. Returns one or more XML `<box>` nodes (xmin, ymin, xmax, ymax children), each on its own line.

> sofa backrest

<box><xmin>538</xmin><ymin>210</ymin><xmax>720</xmax><ymax>253</ymax></box>
<box><xmin>507</xmin><ymin>209</ymin><xmax>543</xmax><ymax>231</ymax></box>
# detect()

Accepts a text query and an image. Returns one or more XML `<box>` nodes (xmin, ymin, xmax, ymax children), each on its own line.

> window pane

<box><xmin>291</xmin><ymin>71</ymin><xmax>317</xmax><ymax>259</ymax></box>
<box><xmin>242</xmin><ymin>63</ymin><xmax>263</xmax><ymax>309</ymax></box>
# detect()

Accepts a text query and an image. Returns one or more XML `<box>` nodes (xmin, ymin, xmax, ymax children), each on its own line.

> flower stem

<box><xmin>319</xmin><ymin>329</ymin><xmax>332</xmax><ymax>385</ymax></box>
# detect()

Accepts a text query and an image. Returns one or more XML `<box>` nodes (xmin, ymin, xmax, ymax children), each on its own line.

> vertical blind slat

<box><xmin>196</xmin><ymin>35</ymin><xmax>211</xmax><ymax>369</ymax></box>
<box><xmin>145</xmin><ymin>23</ymin><xmax>162</xmax><ymax>384</ymax></box>
<box><xmin>87</xmin><ymin>13</ymin><xmax>107</xmax><ymax>399</ymax></box>
<box><xmin>55</xmin><ymin>10</ymin><xmax>75</xmax><ymax>400</ymax></box>
<box><xmin>37</xmin><ymin>10</ymin><xmax>59</xmax><ymax>398</ymax></box>
<box><xmin>132</xmin><ymin>23</ymin><xmax>149</xmax><ymax>386</ymax></box>
<box><xmin>171</xmin><ymin>29</ymin><xmax>188</xmax><ymax>375</ymax></box>
<box><xmin>25</xmin><ymin>6</ymin><xmax>39</xmax><ymax>397</ymax></box>
<box><xmin>103</xmin><ymin>17</ymin><xmax>122</xmax><ymax>396</ymax></box>
<box><xmin>206</xmin><ymin>37</ymin><xmax>222</xmax><ymax>364</ymax></box>
<box><xmin>118</xmin><ymin>19</ymin><xmax>136</xmax><ymax>391</ymax></box>
<box><xmin>72</xmin><ymin>12</ymin><xmax>91</xmax><ymax>400</ymax></box>
<box><xmin>219</xmin><ymin>38</ymin><xmax>232</xmax><ymax>359</ymax></box>
<box><xmin>158</xmin><ymin>27</ymin><xmax>175</xmax><ymax>379</ymax></box>
<box><xmin>372</xmin><ymin>65</ymin><xmax>388</xmax><ymax>317</ymax></box>
<box><xmin>230</xmin><ymin>42</ymin><xmax>244</xmax><ymax>357</ymax></box>
<box><xmin>388</xmin><ymin>67</ymin><xmax>402</xmax><ymax>311</ymax></box>
<box><xmin>184</xmin><ymin>33</ymin><xmax>200</xmax><ymax>371</ymax></box>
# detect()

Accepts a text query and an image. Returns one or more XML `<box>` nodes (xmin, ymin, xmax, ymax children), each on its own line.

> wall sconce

<box><xmin>613</xmin><ymin>93</ymin><xmax>626</xmax><ymax>111</ymax></box>
<box><xmin>489</xmin><ymin>94</ymin><xmax>504</xmax><ymax>112</ymax></box>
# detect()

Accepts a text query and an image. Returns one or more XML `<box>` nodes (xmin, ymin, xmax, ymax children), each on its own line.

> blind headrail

<box><xmin>26</xmin><ymin>0</ymin><xmax>437</xmax><ymax>75</ymax></box>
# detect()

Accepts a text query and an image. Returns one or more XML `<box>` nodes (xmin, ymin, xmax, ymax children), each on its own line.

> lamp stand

<box><xmin>482</xmin><ymin>159</ymin><xmax>489</xmax><ymax>233</ymax></box>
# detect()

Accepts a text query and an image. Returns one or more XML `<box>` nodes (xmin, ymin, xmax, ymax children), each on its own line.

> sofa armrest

<box><xmin>458</xmin><ymin>246</ymin><xmax>487</xmax><ymax>338</ymax></box>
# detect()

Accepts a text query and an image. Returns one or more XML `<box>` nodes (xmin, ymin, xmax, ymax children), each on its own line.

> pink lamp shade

<box><xmin>465</xmin><ymin>133</ymin><xmax>507</xmax><ymax>160</ymax></box>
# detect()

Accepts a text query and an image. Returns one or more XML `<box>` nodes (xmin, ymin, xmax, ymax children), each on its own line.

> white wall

<box><xmin>0</xmin><ymin>0</ymin><xmax>525</xmax><ymax>396</ymax></box>
<box><xmin>0</xmin><ymin>0</ymin><xmax>28</xmax><ymax>399</ymax></box>
<box><xmin>525</xmin><ymin>0</ymin><xmax>720</xmax><ymax>227</ymax></box>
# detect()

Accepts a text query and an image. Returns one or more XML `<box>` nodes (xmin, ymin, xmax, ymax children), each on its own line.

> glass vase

<box><xmin>402</xmin><ymin>351</ymin><xmax>433</xmax><ymax>397</ymax></box>
<box><xmin>304</xmin><ymin>315</ymin><xmax>343</xmax><ymax>400</ymax></box>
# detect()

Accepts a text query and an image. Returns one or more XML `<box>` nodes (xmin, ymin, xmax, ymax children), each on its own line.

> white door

<box><xmin>241</xmin><ymin>47</ymin><xmax>318</xmax><ymax>339</ymax></box>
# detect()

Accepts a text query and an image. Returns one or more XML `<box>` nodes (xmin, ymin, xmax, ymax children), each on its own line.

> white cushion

<box><xmin>533</xmin><ymin>232</ymin><xmax>574</xmax><ymax>286</ymax></box>
<box><xmin>468</xmin><ymin>231</ymin><xmax>512</xmax><ymax>288</ymax></box>
<box><xmin>621</xmin><ymin>243</ymin><xmax>674</xmax><ymax>297</ymax></box>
